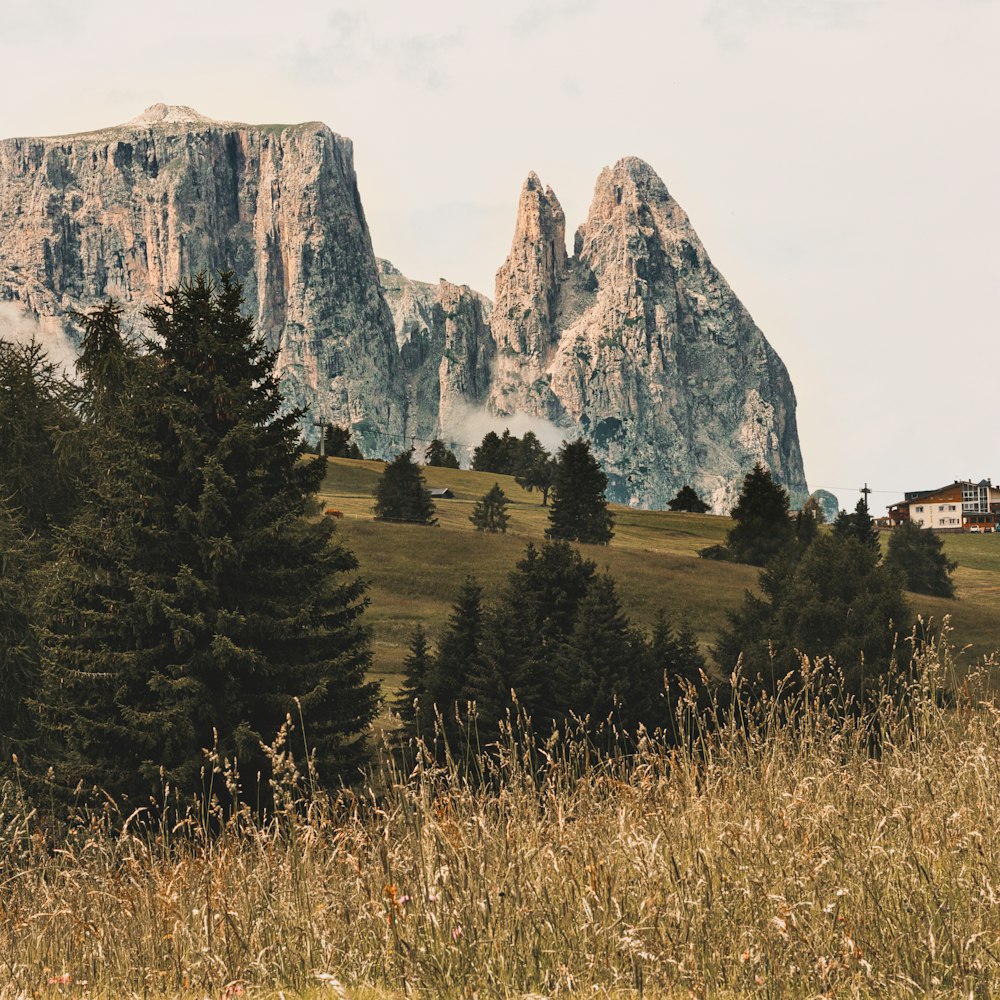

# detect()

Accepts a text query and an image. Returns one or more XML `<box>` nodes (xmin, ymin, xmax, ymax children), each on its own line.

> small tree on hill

<box><xmin>425</xmin><ymin>438</ymin><xmax>460</xmax><ymax>468</ymax></box>
<box><xmin>374</xmin><ymin>449</ymin><xmax>437</xmax><ymax>524</ymax></box>
<box><xmin>832</xmin><ymin>497</ymin><xmax>881</xmax><ymax>556</ymax></box>
<box><xmin>669</xmin><ymin>485</ymin><xmax>711</xmax><ymax>513</ymax></box>
<box><xmin>393</xmin><ymin>625</ymin><xmax>435</xmax><ymax>739</ymax></box>
<box><xmin>325</xmin><ymin>424</ymin><xmax>363</xmax><ymax>459</ymax></box>
<box><xmin>884</xmin><ymin>521</ymin><xmax>957</xmax><ymax>598</ymax></box>
<box><xmin>470</xmin><ymin>484</ymin><xmax>510</xmax><ymax>533</ymax></box>
<box><xmin>547</xmin><ymin>440</ymin><xmax>614</xmax><ymax>545</ymax></box>
<box><xmin>516</xmin><ymin>455</ymin><xmax>558</xmax><ymax>506</ymax></box>
<box><xmin>724</xmin><ymin>463</ymin><xmax>793</xmax><ymax>566</ymax></box>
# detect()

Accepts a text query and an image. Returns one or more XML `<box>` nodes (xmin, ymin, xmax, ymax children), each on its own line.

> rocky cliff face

<box><xmin>377</xmin><ymin>259</ymin><xmax>494</xmax><ymax>456</ymax></box>
<box><xmin>0</xmin><ymin>104</ymin><xmax>406</xmax><ymax>455</ymax></box>
<box><xmin>0</xmin><ymin>107</ymin><xmax>807</xmax><ymax>509</ymax></box>
<box><xmin>487</xmin><ymin>158</ymin><xmax>807</xmax><ymax>510</ymax></box>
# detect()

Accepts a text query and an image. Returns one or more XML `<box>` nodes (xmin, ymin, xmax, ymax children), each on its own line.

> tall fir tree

<box><xmin>724</xmin><ymin>463</ymin><xmax>793</xmax><ymax>566</ymax></box>
<box><xmin>832</xmin><ymin>497</ymin><xmax>881</xmax><ymax>556</ymax></box>
<box><xmin>424</xmin><ymin>438</ymin><xmax>460</xmax><ymax>468</ymax></box>
<box><xmin>426</xmin><ymin>577</ymin><xmax>485</xmax><ymax>723</ymax></box>
<box><xmin>374</xmin><ymin>449</ymin><xmax>437</xmax><ymax>524</ymax></box>
<box><xmin>470</xmin><ymin>483</ymin><xmax>510</xmax><ymax>533</ymax></box>
<box><xmin>546</xmin><ymin>440</ymin><xmax>614</xmax><ymax>545</ymax></box>
<box><xmin>42</xmin><ymin>274</ymin><xmax>378</xmax><ymax>807</ymax></box>
<box><xmin>668</xmin><ymin>485</ymin><xmax>711</xmax><ymax>513</ymax></box>
<box><xmin>393</xmin><ymin>625</ymin><xmax>435</xmax><ymax>739</ymax></box>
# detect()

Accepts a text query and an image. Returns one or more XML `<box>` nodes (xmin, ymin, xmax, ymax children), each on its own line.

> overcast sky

<box><xmin>3</xmin><ymin>0</ymin><xmax>997</xmax><ymax>512</ymax></box>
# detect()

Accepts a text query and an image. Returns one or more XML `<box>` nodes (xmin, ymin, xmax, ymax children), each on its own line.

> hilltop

<box><xmin>317</xmin><ymin>457</ymin><xmax>1000</xmax><ymax>690</ymax></box>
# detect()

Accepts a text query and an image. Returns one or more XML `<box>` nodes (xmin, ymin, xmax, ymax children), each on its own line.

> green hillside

<box><xmin>317</xmin><ymin>457</ymin><xmax>1000</xmax><ymax>693</ymax></box>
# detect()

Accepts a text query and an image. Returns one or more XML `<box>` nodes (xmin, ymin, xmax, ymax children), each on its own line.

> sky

<box><xmin>2</xmin><ymin>0</ymin><xmax>998</xmax><ymax>513</ymax></box>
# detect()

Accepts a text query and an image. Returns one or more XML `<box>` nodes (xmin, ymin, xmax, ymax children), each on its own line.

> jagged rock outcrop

<box><xmin>0</xmin><ymin>107</ymin><xmax>807</xmax><ymax>508</ymax></box>
<box><xmin>378</xmin><ymin>259</ymin><xmax>494</xmax><ymax>456</ymax></box>
<box><xmin>0</xmin><ymin>104</ymin><xmax>406</xmax><ymax>454</ymax></box>
<box><xmin>487</xmin><ymin>158</ymin><xmax>807</xmax><ymax>510</ymax></box>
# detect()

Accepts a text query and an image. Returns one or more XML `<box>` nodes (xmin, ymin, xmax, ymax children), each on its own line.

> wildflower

<box><xmin>47</xmin><ymin>973</ymin><xmax>72</xmax><ymax>985</ymax></box>
<box><xmin>452</xmin><ymin>925</ymin><xmax>463</xmax><ymax>941</ymax></box>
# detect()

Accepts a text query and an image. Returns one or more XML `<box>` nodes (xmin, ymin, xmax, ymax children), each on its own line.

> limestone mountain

<box><xmin>487</xmin><ymin>158</ymin><xmax>807</xmax><ymax>510</ymax></box>
<box><xmin>0</xmin><ymin>103</ymin><xmax>406</xmax><ymax>455</ymax></box>
<box><xmin>377</xmin><ymin>259</ymin><xmax>494</xmax><ymax>457</ymax></box>
<box><xmin>0</xmin><ymin>107</ymin><xmax>807</xmax><ymax>509</ymax></box>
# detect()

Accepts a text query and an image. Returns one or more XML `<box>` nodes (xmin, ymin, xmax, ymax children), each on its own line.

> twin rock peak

<box><xmin>0</xmin><ymin>105</ymin><xmax>807</xmax><ymax>510</ymax></box>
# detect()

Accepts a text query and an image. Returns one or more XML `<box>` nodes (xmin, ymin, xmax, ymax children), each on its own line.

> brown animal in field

<box><xmin>324</xmin><ymin>508</ymin><xmax>344</xmax><ymax>518</ymax></box>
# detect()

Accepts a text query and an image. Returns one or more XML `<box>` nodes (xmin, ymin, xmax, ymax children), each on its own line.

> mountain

<box><xmin>0</xmin><ymin>106</ymin><xmax>806</xmax><ymax>509</ymax></box>
<box><xmin>488</xmin><ymin>159</ymin><xmax>807</xmax><ymax>510</ymax></box>
<box><xmin>0</xmin><ymin>103</ymin><xmax>406</xmax><ymax>456</ymax></box>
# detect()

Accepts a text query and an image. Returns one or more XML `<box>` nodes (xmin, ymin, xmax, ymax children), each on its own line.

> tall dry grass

<box><xmin>1</xmin><ymin>635</ymin><xmax>998</xmax><ymax>999</ymax></box>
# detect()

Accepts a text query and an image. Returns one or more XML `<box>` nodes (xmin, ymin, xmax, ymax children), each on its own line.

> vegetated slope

<box><xmin>318</xmin><ymin>457</ymin><xmax>1000</xmax><ymax>686</ymax></box>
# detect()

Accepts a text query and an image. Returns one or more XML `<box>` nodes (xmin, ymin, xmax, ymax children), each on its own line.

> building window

<box><xmin>915</xmin><ymin>506</ymin><xmax>924</xmax><ymax>513</ymax></box>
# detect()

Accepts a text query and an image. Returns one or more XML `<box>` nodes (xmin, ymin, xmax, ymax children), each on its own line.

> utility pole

<box><xmin>312</xmin><ymin>415</ymin><xmax>328</xmax><ymax>459</ymax></box>
<box><xmin>859</xmin><ymin>482</ymin><xmax>872</xmax><ymax>511</ymax></box>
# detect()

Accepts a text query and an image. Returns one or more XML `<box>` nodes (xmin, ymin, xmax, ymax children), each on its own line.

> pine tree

<box><xmin>325</xmin><ymin>424</ymin><xmax>363</xmax><ymax>459</ymax></box>
<box><xmin>717</xmin><ymin>532</ymin><xmax>911</xmax><ymax>710</ymax></box>
<box><xmin>393</xmin><ymin>625</ymin><xmax>435</xmax><ymax>738</ymax></box>
<box><xmin>884</xmin><ymin>521</ymin><xmax>957</xmax><ymax>598</ymax></box>
<box><xmin>0</xmin><ymin>339</ymin><xmax>79</xmax><ymax>531</ymax></box>
<box><xmin>374</xmin><ymin>449</ymin><xmax>437</xmax><ymax>524</ymax></box>
<box><xmin>832</xmin><ymin>497</ymin><xmax>881</xmax><ymax>556</ymax></box>
<box><xmin>424</xmin><ymin>438</ymin><xmax>459</xmax><ymax>468</ymax></box>
<box><xmin>470</xmin><ymin>483</ymin><xmax>510</xmax><ymax>533</ymax></box>
<box><xmin>553</xmin><ymin>573</ymin><xmax>637</xmax><ymax>726</ymax></box>
<box><xmin>0</xmin><ymin>504</ymin><xmax>42</xmax><ymax>767</ymax></box>
<box><xmin>546</xmin><ymin>439</ymin><xmax>614</xmax><ymax>545</ymax></box>
<box><xmin>43</xmin><ymin>275</ymin><xmax>378</xmax><ymax>806</ymax></box>
<box><xmin>471</xmin><ymin>431</ymin><xmax>504</xmax><ymax>472</ymax></box>
<box><xmin>724</xmin><ymin>463</ymin><xmax>793</xmax><ymax>566</ymax></box>
<box><xmin>427</xmin><ymin>578</ymin><xmax>485</xmax><ymax>722</ymax></box>
<box><xmin>668</xmin><ymin>485</ymin><xmax>711</xmax><ymax>513</ymax></box>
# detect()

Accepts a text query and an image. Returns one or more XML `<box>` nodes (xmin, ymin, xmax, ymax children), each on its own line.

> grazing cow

<box><xmin>324</xmin><ymin>508</ymin><xmax>344</xmax><ymax>518</ymax></box>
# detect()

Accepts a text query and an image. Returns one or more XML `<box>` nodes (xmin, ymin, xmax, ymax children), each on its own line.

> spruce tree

<box><xmin>884</xmin><ymin>521</ymin><xmax>957</xmax><ymax>598</ymax></box>
<box><xmin>0</xmin><ymin>339</ymin><xmax>79</xmax><ymax>531</ymax></box>
<box><xmin>424</xmin><ymin>438</ymin><xmax>459</xmax><ymax>468</ymax></box>
<box><xmin>43</xmin><ymin>275</ymin><xmax>378</xmax><ymax>806</ymax></box>
<box><xmin>427</xmin><ymin>578</ymin><xmax>485</xmax><ymax>721</ymax></box>
<box><xmin>724</xmin><ymin>463</ymin><xmax>793</xmax><ymax>566</ymax></box>
<box><xmin>668</xmin><ymin>485</ymin><xmax>711</xmax><ymax>513</ymax></box>
<box><xmin>471</xmin><ymin>431</ymin><xmax>504</xmax><ymax>472</ymax></box>
<box><xmin>324</xmin><ymin>424</ymin><xmax>363</xmax><ymax>459</ymax></box>
<box><xmin>832</xmin><ymin>497</ymin><xmax>881</xmax><ymax>556</ymax></box>
<box><xmin>374</xmin><ymin>449</ymin><xmax>437</xmax><ymax>524</ymax></box>
<box><xmin>470</xmin><ymin>484</ymin><xmax>510</xmax><ymax>533</ymax></box>
<box><xmin>393</xmin><ymin>625</ymin><xmax>435</xmax><ymax>739</ymax></box>
<box><xmin>546</xmin><ymin>439</ymin><xmax>614</xmax><ymax>545</ymax></box>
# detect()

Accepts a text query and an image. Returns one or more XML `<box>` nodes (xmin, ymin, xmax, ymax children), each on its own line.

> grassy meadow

<box><xmin>3</xmin><ymin>644</ymin><xmax>998</xmax><ymax>999</ymax></box>
<box><xmin>316</xmin><ymin>457</ymin><xmax>1000</xmax><ymax>697</ymax></box>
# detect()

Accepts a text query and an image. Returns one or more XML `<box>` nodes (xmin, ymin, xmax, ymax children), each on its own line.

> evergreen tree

<box><xmin>471</xmin><ymin>431</ymin><xmax>505</xmax><ymax>473</ymax></box>
<box><xmin>832</xmin><ymin>497</ymin><xmax>881</xmax><ymax>556</ymax></box>
<box><xmin>514</xmin><ymin>431</ymin><xmax>548</xmax><ymax>478</ymax></box>
<box><xmin>668</xmin><ymin>485</ymin><xmax>711</xmax><ymax>513</ymax></box>
<box><xmin>724</xmin><ymin>463</ymin><xmax>793</xmax><ymax>566</ymax></box>
<box><xmin>43</xmin><ymin>275</ymin><xmax>378</xmax><ymax>806</ymax></box>
<box><xmin>546</xmin><ymin>439</ymin><xmax>614</xmax><ymax>545</ymax></box>
<box><xmin>884</xmin><ymin>521</ymin><xmax>957</xmax><ymax>598</ymax></box>
<box><xmin>717</xmin><ymin>532</ymin><xmax>911</xmax><ymax>710</ymax></box>
<box><xmin>325</xmin><ymin>424</ymin><xmax>363</xmax><ymax>459</ymax></box>
<box><xmin>427</xmin><ymin>577</ymin><xmax>485</xmax><ymax>722</ymax></box>
<box><xmin>640</xmin><ymin>614</ymin><xmax>710</xmax><ymax>739</ymax></box>
<box><xmin>393</xmin><ymin>625</ymin><xmax>435</xmax><ymax>738</ymax></box>
<box><xmin>374</xmin><ymin>449</ymin><xmax>437</xmax><ymax>524</ymax></box>
<box><xmin>0</xmin><ymin>339</ymin><xmax>79</xmax><ymax>531</ymax></box>
<box><xmin>0</xmin><ymin>504</ymin><xmax>43</xmax><ymax>766</ymax></box>
<box><xmin>553</xmin><ymin>573</ymin><xmax>638</xmax><ymax>726</ymax></box>
<box><xmin>424</xmin><ymin>438</ymin><xmax>460</xmax><ymax>468</ymax></box>
<box><xmin>470</xmin><ymin>483</ymin><xmax>510</xmax><ymax>533</ymax></box>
